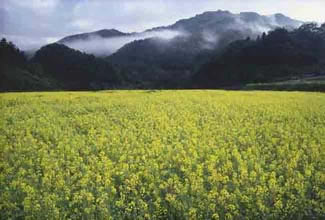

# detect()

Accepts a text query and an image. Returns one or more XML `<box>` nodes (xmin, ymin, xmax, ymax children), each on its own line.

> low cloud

<box><xmin>201</xmin><ymin>30</ymin><xmax>220</xmax><ymax>49</ymax></box>
<box><xmin>1</xmin><ymin>34</ymin><xmax>59</xmax><ymax>51</ymax></box>
<box><xmin>1</xmin><ymin>0</ymin><xmax>323</xmax><ymax>51</ymax></box>
<box><xmin>63</xmin><ymin>30</ymin><xmax>187</xmax><ymax>56</ymax></box>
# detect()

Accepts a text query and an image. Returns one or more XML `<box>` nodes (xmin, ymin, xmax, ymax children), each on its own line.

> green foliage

<box><xmin>0</xmin><ymin>66</ymin><xmax>58</xmax><ymax>91</ymax></box>
<box><xmin>245</xmin><ymin>76</ymin><xmax>325</xmax><ymax>92</ymax></box>
<box><xmin>0</xmin><ymin>38</ymin><xmax>57</xmax><ymax>91</ymax></box>
<box><xmin>1</xmin><ymin>90</ymin><xmax>325</xmax><ymax>219</ymax></box>
<box><xmin>107</xmin><ymin>36</ymin><xmax>210</xmax><ymax>88</ymax></box>
<box><xmin>194</xmin><ymin>23</ymin><xmax>325</xmax><ymax>88</ymax></box>
<box><xmin>32</xmin><ymin>43</ymin><xmax>122</xmax><ymax>90</ymax></box>
<box><xmin>0</xmin><ymin>38</ymin><xmax>26</xmax><ymax>68</ymax></box>
<box><xmin>0</xmin><ymin>39</ymin><xmax>125</xmax><ymax>91</ymax></box>
<box><xmin>106</xmin><ymin>11</ymin><xmax>301</xmax><ymax>88</ymax></box>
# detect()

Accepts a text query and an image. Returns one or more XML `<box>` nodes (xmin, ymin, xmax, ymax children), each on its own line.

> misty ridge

<box><xmin>58</xmin><ymin>10</ymin><xmax>302</xmax><ymax>56</ymax></box>
<box><xmin>3</xmin><ymin>9</ymin><xmax>325</xmax><ymax>92</ymax></box>
<box><xmin>62</xmin><ymin>30</ymin><xmax>188</xmax><ymax>56</ymax></box>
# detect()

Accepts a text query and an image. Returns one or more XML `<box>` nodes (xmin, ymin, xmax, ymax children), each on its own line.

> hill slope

<box><xmin>58</xmin><ymin>29</ymin><xmax>130</xmax><ymax>44</ymax></box>
<box><xmin>193</xmin><ymin>23</ymin><xmax>325</xmax><ymax>88</ymax></box>
<box><xmin>0</xmin><ymin>38</ymin><xmax>57</xmax><ymax>91</ymax></box>
<box><xmin>107</xmin><ymin>11</ymin><xmax>302</xmax><ymax>87</ymax></box>
<box><xmin>32</xmin><ymin>43</ymin><xmax>123</xmax><ymax>89</ymax></box>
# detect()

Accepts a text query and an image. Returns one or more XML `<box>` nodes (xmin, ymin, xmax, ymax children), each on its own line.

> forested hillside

<box><xmin>0</xmin><ymin>40</ymin><xmax>124</xmax><ymax>91</ymax></box>
<box><xmin>32</xmin><ymin>44</ymin><xmax>123</xmax><ymax>90</ymax></box>
<box><xmin>106</xmin><ymin>11</ymin><xmax>302</xmax><ymax>87</ymax></box>
<box><xmin>0</xmin><ymin>38</ymin><xmax>57</xmax><ymax>91</ymax></box>
<box><xmin>1</xmin><ymin>15</ymin><xmax>325</xmax><ymax>91</ymax></box>
<box><xmin>193</xmin><ymin>23</ymin><xmax>325</xmax><ymax>88</ymax></box>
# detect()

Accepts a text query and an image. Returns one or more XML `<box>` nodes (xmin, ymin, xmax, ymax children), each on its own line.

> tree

<box><xmin>193</xmin><ymin>23</ymin><xmax>325</xmax><ymax>88</ymax></box>
<box><xmin>0</xmin><ymin>38</ymin><xmax>26</xmax><ymax>68</ymax></box>
<box><xmin>32</xmin><ymin>43</ymin><xmax>122</xmax><ymax>89</ymax></box>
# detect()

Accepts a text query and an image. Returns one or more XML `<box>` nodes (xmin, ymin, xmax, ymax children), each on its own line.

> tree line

<box><xmin>1</xmin><ymin>23</ymin><xmax>325</xmax><ymax>91</ymax></box>
<box><xmin>193</xmin><ymin>23</ymin><xmax>325</xmax><ymax>88</ymax></box>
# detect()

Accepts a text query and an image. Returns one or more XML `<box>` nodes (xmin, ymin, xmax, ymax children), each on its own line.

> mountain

<box><xmin>0</xmin><ymin>38</ymin><xmax>57</xmax><ymax>91</ymax></box>
<box><xmin>106</xmin><ymin>10</ymin><xmax>302</xmax><ymax>87</ymax></box>
<box><xmin>0</xmin><ymin>37</ymin><xmax>126</xmax><ymax>91</ymax></box>
<box><xmin>58</xmin><ymin>10</ymin><xmax>302</xmax><ymax>57</ymax></box>
<box><xmin>141</xmin><ymin>11</ymin><xmax>302</xmax><ymax>51</ymax></box>
<box><xmin>58</xmin><ymin>29</ymin><xmax>130</xmax><ymax>44</ymax></box>
<box><xmin>151</xmin><ymin>11</ymin><xmax>301</xmax><ymax>34</ymax></box>
<box><xmin>31</xmin><ymin>43</ymin><xmax>123</xmax><ymax>90</ymax></box>
<box><xmin>192</xmin><ymin>23</ymin><xmax>325</xmax><ymax>88</ymax></box>
<box><xmin>1</xmin><ymin>10</ymin><xmax>309</xmax><ymax>91</ymax></box>
<box><xmin>57</xmin><ymin>29</ymin><xmax>133</xmax><ymax>57</ymax></box>
<box><xmin>2</xmin><ymin>21</ymin><xmax>325</xmax><ymax>92</ymax></box>
<box><xmin>107</xmin><ymin>36</ymin><xmax>208</xmax><ymax>88</ymax></box>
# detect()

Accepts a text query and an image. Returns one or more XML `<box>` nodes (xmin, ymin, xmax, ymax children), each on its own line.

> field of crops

<box><xmin>1</xmin><ymin>90</ymin><xmax>325</xmax><ymax>219</ymax></box>
<box><xmin>245</xmin><ymin>77</ymin><xmax>325</xmax><ymax>92</ymax></box>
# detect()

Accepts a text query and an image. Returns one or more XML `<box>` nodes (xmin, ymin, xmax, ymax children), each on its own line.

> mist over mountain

<box><xmin>57</xmin><ymin>29</ymin><xmax>130</xmax><ymax>56</ymax></box>
<box><xmin>57</xmin><ymin>10</ymin><xmax>302</xmax><ymax>57</ymax></box>
<box><xmin>5</xmin><ymin>10</ymin><xmax>325</xmax><ymax>92</ymax></box>
<box><xmin>193</xmin><ymin>23</ymin><xmax>325</xmax><ymax>88</ymax></box>
<box><xmin>104</xmin><ymin>10</ymin><xmax>302</xmax><ymax>86</ymax></box>
<box><xmin>57</xmin><ymin>29</ymin><xmax>185</xmax><ymax>56</ymax></box>
<box><xmin>58</xmin><ymin>29</ymin><xmax>130</xmax><ymax>43</ymax></box>
<box><xmin>155</xmin><ymin>11</ymin><xmax>301</xmax><ymax>34</ymax></box>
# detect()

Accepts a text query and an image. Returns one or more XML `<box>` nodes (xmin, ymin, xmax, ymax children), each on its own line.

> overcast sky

<box><xmin>1</xmin><ymin>0</ymin><xmax>325</xmax><ymax>50</ymax></box>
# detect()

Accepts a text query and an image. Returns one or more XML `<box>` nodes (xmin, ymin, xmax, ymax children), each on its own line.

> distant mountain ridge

<box><xmin>52</xmin><ymin>10</ymin><xmax>305</xmax><ymax>88</ymax></box>
<box><xmin>58</xmin><ymin>29</ymin><xmax>130</xmax><ymax>44</ymax></box>
<box><xmin>57</xmin><ymin>10</ymin><xmax>302</xmax><ymax>53</ymax></box>
<box><xmin>149</xmin><ymin>11</ymin><xmax>301</xmax><ymax>33</ymax></box>
<box><xmin>3</xmin><ymin>12</ymin><xmax>325</xmax><ymax>92</ymax></box>
<box><xmin>103</xmin><ymin>10</ymin><xmax>303</xmax><ymax>86</ymax></box>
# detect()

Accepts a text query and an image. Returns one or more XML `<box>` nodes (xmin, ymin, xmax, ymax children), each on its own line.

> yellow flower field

<box><xmin>0</xmin><ymin>90</ymin><xmax>324</xmax><ymax>219</ymax></box>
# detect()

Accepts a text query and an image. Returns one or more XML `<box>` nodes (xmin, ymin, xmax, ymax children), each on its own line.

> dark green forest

<box><xmin>0</xmin><ymin>40</ymin><xmax>124</xmax><ymax>91</ymax></box>
<box><xmin>193</xmin><ymin>23</ymin><xmax>325</xmax><ymax>88</ymax></box>
<box><xmin>1</xmin><ymin>23</ymin><xmax>325</xmax><ymax>91</ymax></box>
